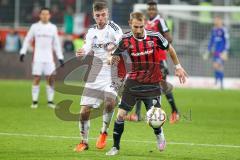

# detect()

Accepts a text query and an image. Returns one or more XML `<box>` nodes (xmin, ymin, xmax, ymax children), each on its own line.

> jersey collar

<box><xmin>132</xmin><ymin>29</ymin><xmax>147</xmax><ymax>41</ymax></box>
<box><xmin>150</xmin><ymin>15</ymin><xmax>160</xmax><ymax>22</ymax></box>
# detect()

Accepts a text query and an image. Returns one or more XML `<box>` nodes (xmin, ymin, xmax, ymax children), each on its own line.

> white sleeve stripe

<box><xmin>159</xmin><ymin>18</ymin><xmax>169</xmax><ymax>32</ymax></box>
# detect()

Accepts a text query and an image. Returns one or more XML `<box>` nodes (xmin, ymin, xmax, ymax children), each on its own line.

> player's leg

<box><xmin>213</xmin><ymin>59</ymin><xmax>224</xmax><ymax>89</ymax></box>
<box><xmin>75</xmin><ymin>83</ymin><xmax>104</xmax><ymax>152</ymax></box>
<box><xmin>106</xmin><ymin>80</ymin><xmax>136</xmax><ymax>156</ymax></box>
<box><xmin>44</xmin><ymin>63</ymin><xmax>56</xmax><ymax>108</ymax></box>
<box><xmin>126</xmin><ymin>100</ymin><xmax>141</xmax><ymax>121</ymax></box>
<box><xmin>31</xmin><ymin>62</ymin><xmax>43</xmax><ymax>108</ymax></box>
<box><xmin>75</xmin><ymin>105</ymin><xmax>91</xmax><ymax>152</ymax></box>
<box><xmin>96</xmin><ymin>97</ymin><xmax>116</xmax><ymax>149</ymax></box>
<box><xmin>31</xmin><ymin>76</ymin><xmax>41</xmax><ymax>108</ymax></box>
<box><xmin>143</xmin><ymin>97</ymin><xmax>166</xmax><ymax>151</ymax></box>
<box><xmin>135</xmin><ymin>100</ymin><xmax>142</xmax><ymax>120</ymax></box>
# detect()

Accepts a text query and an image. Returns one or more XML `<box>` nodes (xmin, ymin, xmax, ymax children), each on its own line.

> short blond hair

<box><xmin>130</xmin><ymin>12</ymin><xmax>145</xmax><ymax>21</ymax></box>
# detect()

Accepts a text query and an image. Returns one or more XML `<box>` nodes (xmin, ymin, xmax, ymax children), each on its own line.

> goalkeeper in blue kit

<box><xmin>207</xmin><ymin>16</ymin><xmax>229</xmax><ymax>89</ymax></box>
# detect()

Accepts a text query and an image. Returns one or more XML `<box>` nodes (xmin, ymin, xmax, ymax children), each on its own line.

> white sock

<box><xmin>32</xmin><ymin>85</ymin><xmax>40</xmax><ymax>102</ymax></box>
<box><xmin>79</xmin><ymin>120</ymin><xmax>90</xmax><ymax>143</ymax></box>
<box><xmin>46</xmin><ymin>85</ymin><xmax>54</xmax><ymax>102</ymax></box>
<box><xmin>101</xmin><ymin>110</ymin><xmax>114</xmax><ymax>133</ymax></box>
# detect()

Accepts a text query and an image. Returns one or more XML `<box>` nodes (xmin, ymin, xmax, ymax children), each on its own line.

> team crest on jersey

<box><xmin>147</xmin><ymin>41</ymin><xmax>154</xmax><ymax>47</ymax></box>
<box><xmin>129</xmin><ymin>44</ymin><xmax>134</xmax><ymax>49</ymax></box>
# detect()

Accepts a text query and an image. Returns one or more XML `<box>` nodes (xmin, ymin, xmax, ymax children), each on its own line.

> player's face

<box><xmin>214</xmin><ymin>17</ymin><xmax>223</xmax><ymax>28</ymax></box>
<box><xmin>39</xmin><ymin>10</ymin><xmax>51</xmax><ymax>23</ymax></box>
<box><xmin>147</xmin><ymin>5</ymin><xmax>158</xmax><ymax>19</ymax></box>
<box><xmin>93</xmin><ymin>9</ymin><xmax>109</xmax><ymax>29</ymax></box>
<box><xmin>130</xmin><ymin>19</ymin><xmax>145</xmax><ymax>38</ymax></box>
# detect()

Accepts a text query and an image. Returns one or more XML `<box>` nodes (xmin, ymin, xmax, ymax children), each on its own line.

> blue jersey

<box><xmin>208</xmin><ymin>27</ymin><xmax>229</xmax><ymax>57</ymax></box>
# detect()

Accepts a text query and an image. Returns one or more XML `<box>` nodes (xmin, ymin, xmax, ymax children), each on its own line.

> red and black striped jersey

<box><xmin>145</xmin><ymin>15</ymin><xmax>170</xmax><ymax>60</ymax></box>
<box><xmin>115</xmin><ymin>30</ymin><xmax>169</xmax><ymax>83</ymax></box>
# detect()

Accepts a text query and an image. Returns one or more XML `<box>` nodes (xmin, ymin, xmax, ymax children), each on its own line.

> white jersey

<box><xmin>20</xmin><ymin>21</ymin><xmax>63</xmax><ymax>63</ymax></box>
<box><xmin>80</xmin><ymin>21</ymin><xmax>123</xmax><ymax>107</ymax></box>
<box><xmin>83</xmin><ymin>21</ymin><xmax>123</xmax><ymax>76</ymax></box>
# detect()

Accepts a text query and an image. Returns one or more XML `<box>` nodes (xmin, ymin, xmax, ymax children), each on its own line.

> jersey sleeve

<box><xmin>82</xmin><ymin>29</ymin><xmax>93</xmax><ymax>54</ymax></box>
<box><xmin>20</xmin><ymin>25</ymin><xmax>34</xmax><ymax>55</ymax></box>
<box><xmin>110</xmin><ymin>22</ymin><xmax>123</xmax><ymax>45</ymax></box>
<box><xmin>158</xmin><ymin>18</ymin><xmax>170</xmax><ymax>33</ymax></box>
<box><xmin>156</xmin><ymin>32</ymin><xmax>169</xmax><ymax>50</ymax></box>
<box><xmin>113</xmin><ymin>37</ymin><xmax>128</xmax><ymax>55</ymax></box>
<box><xmin>53</xmin><ymin>26</ymin><xmax>64</xmax><ymax>60</ymax></box>
<box><xmin>223</xmin><ymin>27</ymin><xmax>230</xmax><ymax>52</ymax></box>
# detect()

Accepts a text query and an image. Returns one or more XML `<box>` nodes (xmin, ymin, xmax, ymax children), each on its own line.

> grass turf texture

<box><xmin>0</xmin><ymin>80</ymin><xmax>240</xmax><ymax>160</ymax></box>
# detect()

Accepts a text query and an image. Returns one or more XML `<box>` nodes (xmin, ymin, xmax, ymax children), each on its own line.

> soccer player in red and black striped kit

<box><xmin>128</xmin><ymin>0</ymin><xmax>180</xmax><ymax>124</ymax></box>
<box><xmin>106</xmin><ymin>12</ymin><xmax>187</xmax><ymax>156</ymax></box>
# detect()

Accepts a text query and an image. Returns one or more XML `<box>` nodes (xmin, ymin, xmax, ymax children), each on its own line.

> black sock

<box><xmin>113</xmin><ymin>119</ymin><xmax>124</xmax><ymax>150</ymax></box>
<box><xmin>153</xmin><ymin>127</ymin><xmax>162</xmax><ymax>135</ymax></box>
<box><xmin>165</xmin><ymin>92</ymin><xmax>178</xmax><ymax>113</ymax></box>
<box><xmin>135</xmin><ymin>101</ymin><xmax>141</xmax><ymax>120</ymax></box>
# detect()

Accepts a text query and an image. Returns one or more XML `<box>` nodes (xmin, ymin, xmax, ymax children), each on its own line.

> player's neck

<box><xmin>97</xmin><ymin>23</ymin><xmax>107</xmax><ymax>30</ymax></box>
<box><xmin>149</xmin><ymin>15</ymin><xmax>158</xmax><ymax>21</ymax></box>
<box><xmin>40</xmin><ymin>21</ymin><xmax>49</xmax><ymax>24</ymax></box>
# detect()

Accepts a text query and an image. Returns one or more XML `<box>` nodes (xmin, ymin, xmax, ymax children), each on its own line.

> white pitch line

<box><xmin>0</xmin><ymin>132</ymin><xmax>240</xmax><ymax>149</ymax></box>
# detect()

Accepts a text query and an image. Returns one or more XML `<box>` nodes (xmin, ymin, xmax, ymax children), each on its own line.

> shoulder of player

<box><xmin>146</xmin><ymin>30</ymin><xmax>162</xmax><ymax>37</ymax></box>
<box><xmin>121</xmin><ymin>31</ymin><xmax>133</xmax><ymax>39</ymax></box>
<box><xmin>108</xmin><ymin>21</ymin><xmax>121</xmax><ymax>31</ymax></box>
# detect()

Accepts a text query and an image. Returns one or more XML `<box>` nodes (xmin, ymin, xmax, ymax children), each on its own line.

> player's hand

<box><xmin>202</xmin><ymin>51</ymin><xmax>209</xmax><ymax>60</ymax></box>
<box><xmin>109</xmin><ymin>55</ymin><xmax>120</xmax><ymax>65</ymax></box>
<box><xmin>104</xmin><ymin>42</ymin><xmax>117</xmax><ymax>52</ymax></box>
<box><xmin>175</xmin><ymin>65</ymin><xmax>188</xmax><ymax>84</ymax></box>
<box><xmin>76</xmin><ymin>48</ymin><xmax>85</xmax><ymax>57</ymax></box>
<box><xmin>59</xmin><ymin>59</ymin><xmax>64</xmax><ymax>67</ymax></box>
<box><xmin>20</xmin><ymin>54</ymin><xmax>25</xmax><ymax>62</ymax></box>
<box><xmin>220</xmin><ymin>51</ymin><xmax>228</xmax><ymax>61</ymax></box>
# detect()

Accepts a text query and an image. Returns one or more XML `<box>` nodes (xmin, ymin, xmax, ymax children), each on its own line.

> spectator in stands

<box><xmin>31</xmin><ymin>2</ymin><xmax>41</xmax><ymax>23</ymax></box>
<box><xmin>4</xmin><ymin>29</ymin><xmax>21</xmax><ymax>53</ymax></box>
<box><xmin>51</xmin><ymin>4</ymin><xmax>63</xmax><ymax>24</ymax></box>
<box><xmin>64</xmin><ymin>6</ymin><xmax>74</xmax><ymax>34</ymax></box>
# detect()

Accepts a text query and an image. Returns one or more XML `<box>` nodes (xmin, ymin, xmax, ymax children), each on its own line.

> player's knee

<box><xmin>105</xmin><ymin>98</ymin><xmax>116</xmax><ymax>112</ymax></box>
<box><xmin>80</xmin><ymin>106</ymin><xmax>91</xmax><ymax>121</ymax></box>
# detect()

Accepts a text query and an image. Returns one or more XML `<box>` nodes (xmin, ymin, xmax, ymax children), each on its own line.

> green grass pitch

<box><xmin>0</xmin><ymin>80</ymin><xmax>240</xmax><ymax>160</ymax></box>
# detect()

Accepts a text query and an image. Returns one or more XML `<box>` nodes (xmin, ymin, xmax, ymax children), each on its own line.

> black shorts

<box><xmin>119</xmin><ymin>79</ymin><xmax>162</xmax><ymax>112</ymax></box>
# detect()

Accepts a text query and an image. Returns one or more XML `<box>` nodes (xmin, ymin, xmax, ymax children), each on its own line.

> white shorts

<box><xmin>32</xmin><ymin>62</ymin><xmax>56</xmax><ymax>76</ymax></box>
<box><xmin>80</xmin><ymin>78</ymin><xmax>123</xmax><ymax>108</ymax></box>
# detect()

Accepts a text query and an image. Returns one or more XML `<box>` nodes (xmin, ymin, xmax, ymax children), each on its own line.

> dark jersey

<box><xmin>145</xmin><ymin>15</ymin><xmax>170</xmax><ymax>60</ymax></box>
<box><xmin>115</xmin><ymin>30</ymin><xmax>169</xmax><ymax>83</ymax></box>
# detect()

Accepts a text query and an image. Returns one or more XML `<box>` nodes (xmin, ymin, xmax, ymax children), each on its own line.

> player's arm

<box><xmin>110</xmin><ymin>38</ymin><xmax>127</xmax><ymax>65</ymax></box>
<box><xmin>221</xmin><ymin>27</ymin><xmax>230</xmax><ymax>60</ymax></box>
<box><xmin>19</xmin><ymin>25</ymin><xmax>34</xmax><ymax>62</ymax></box>
<box><xmin>158</xmin><ymin>19</ymin><xmax>173</xmax><ymax>43</ymax></box>
<box><xmin>53</xmin><ymin>26</ymin><xmax>64</xmax><ymax>67</ymax></box>
<box><xmin>76</xmin><ymin>29</ymin><xmax>93</xmax><ymax>57</ymax></box>
<box><xmin>156</xmin><ymin>33</ymin><xmax>188</xmax><ymax>84</ymax></box>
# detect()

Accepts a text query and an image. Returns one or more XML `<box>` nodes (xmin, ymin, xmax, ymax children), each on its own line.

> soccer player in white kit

<box><xmin>74</xmin><ymin>1</ymin><xmax>123</xmax><ymax>152</ymax></box>
<box><xmin>19</xmin><ymin>8</ymin><xmax>64</xmax><ymax>109</ymax></box>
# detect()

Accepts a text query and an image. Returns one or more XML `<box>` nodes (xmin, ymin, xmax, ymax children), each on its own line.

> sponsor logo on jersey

<box><xmin>131</xmin><ymin>49</ymin><xmax>153</xmax><ymax>56</ymax></box>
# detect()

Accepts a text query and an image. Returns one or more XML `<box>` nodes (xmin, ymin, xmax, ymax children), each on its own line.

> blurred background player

<box><xmin>128</xmin><ymin>0</ymin><xmax>180</xmax><ymax>124</ymax></box>
<box><xmin>106</xmin><ymin>12</ymin><xmax>188</xmax><ymax>156</ymax></box>
<box><xmin>19</xmin><ymin>7</ymin><xmax>64</xmax><ymax>109</ymax></box>
<box><xmin>74</xmin><ymin>1</ymin><xmax>123</xmax><ymax>152</ymax></box>
<box><xmin>206</xmin><ymin>16</ymin><xmax>229</xmax><ymax>89</ymax></box>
